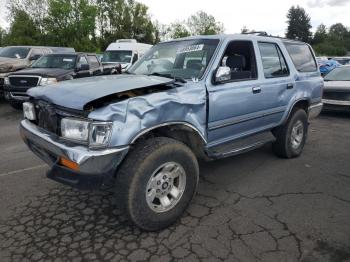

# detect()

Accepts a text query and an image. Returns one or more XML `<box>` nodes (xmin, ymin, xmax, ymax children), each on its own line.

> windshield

<box><xmin>102</xmin><ymin>50</ymin><xmax>132</xmax><ymax>63</ymax></box>
<box><xmin>324</xmin><ymin>66</ymin><xmax>350</xmax><ymax>81</ymax></box>
<box><xmin>0</xmin><ymin>47</ymin><xmax>31</xmax><ymax>59</ymax></box>
<box><xmin>32</xmin><ymin>54</ymin><xmax>77</xmax><ymax>69</ymax></box>
<box><xmin>128</xmin><ymin>39</ymin><xmax>220</xmax><ymax>80</ymax></box>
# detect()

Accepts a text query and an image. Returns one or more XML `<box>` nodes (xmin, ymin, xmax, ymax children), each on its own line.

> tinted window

<box><xmin>284</xmin><ymin>42</ymin><xmax>317</xmax><ymax>72</ymax></box>
<box><xmin>259</xmin><ymin>42</ymin><xmax>289</xmax><ymax>78</ymax></box>
<box><xmin>87</xmin><ymin>55</ymin><xmax>100</xmax><ymax>68</ymax></box>
<box><xmin>32</xmin><ymin>54</ymin><xmax>77</xmax><ymax>70</ymax></box>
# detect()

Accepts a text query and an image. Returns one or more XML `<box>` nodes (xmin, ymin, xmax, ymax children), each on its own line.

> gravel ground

<box><xmin>0</xmin><ymin>101</ymin><xmax>349</xmax><ymax>262</ymax></box>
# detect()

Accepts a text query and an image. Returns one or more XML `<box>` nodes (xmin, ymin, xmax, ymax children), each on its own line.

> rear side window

<box><xmin>284</xmin><ymin>42</ymin><xmax>317</xmax><ymax>72</ymax></box>
<box><xmin>87</xmin><ymin>55</ymin><xmax>100</xmax><ymax>68</ymax></box>
<box><xmin>258</xmin><ymin>42</ymin><xmax>289</xmax><ymax>78</ymax></box>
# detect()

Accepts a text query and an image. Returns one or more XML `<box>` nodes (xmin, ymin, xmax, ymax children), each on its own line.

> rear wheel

<box><xmin>272</xmin><ymin>109</ymin><xmax>308</xmax><ymax>158</ymax></box>
<box><xmin>115</xmin><ymin>137</ymin><xmax>199</xmax><ymax>231</ymax></box>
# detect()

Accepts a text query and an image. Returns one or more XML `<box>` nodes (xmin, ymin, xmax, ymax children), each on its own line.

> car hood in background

<box><xmin>9</xmin><ymin>68</ymin><xmax>73</xmax><ymax>79</ymax></box>
<box><xmin>28</xmin><ymin>74</ymin><xmax>174</xmax><ymax>110</ymax></box>
<box><xmin>0</xmin><ymin>57</ymin><xmax>28</xmax><ymax>73</ymax></box>
<box><xmin>324</xmin><ymin>81</ymin><xmax>350</xmax><ymax>91</ymax></box>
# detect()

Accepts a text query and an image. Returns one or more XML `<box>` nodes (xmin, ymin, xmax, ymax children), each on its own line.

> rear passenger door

<box><xmin>257</xmin><ymin>41</ymin><xmax>295</xmax><ymax>124</ymax></box>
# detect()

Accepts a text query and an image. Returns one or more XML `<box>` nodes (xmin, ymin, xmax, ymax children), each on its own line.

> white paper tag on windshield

<box><xmin>177</xmin><ymin>44</ymin><xmax>204</xmax><ymax>54</ymax></box>
<box><xmin>63</xmin><ymin>58</ymin><xmax>73</xmax><ymax>62</ymax></box>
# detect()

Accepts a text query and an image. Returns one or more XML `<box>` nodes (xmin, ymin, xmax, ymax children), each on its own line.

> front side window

<box><xmin>0</xmin><ymin>47</ymin><xmax>31</xmax><ymax>59</ymax></box>
<box><xmin>219</xmin><ymin>40</ymin><xmax>258</xmax><ymax>81</ymax></box>
<box><xmin>128</xmin><ymin>39</ymin><xmax>219</xmax><ymax>80</ymax></box>
<box><xmin>284</xmin><ymin>42</ymin><xmax>317</xmax><ymax>72</ymax></box>
<box><xmin>259</xmin><ymin>42</ymin><xmax>289</xmax><ymax>78</ymax></box>
<box><xmin>87</xmin><ymin>55</ymin><xmax>100</xmax><ymax>68</ymax></box>
<box><xmin>77</xmin><ymin>56</ymin><xmax>88</xmax><ymax>67</ymax></box>
<box><xmin>32</xmin><ymin>55</ymin><xmax>77</xmax><ymax>70</ymax></box>
<box><xmin>102</xmin><ymin>51</ymin><xmax>133</xmax><ymax>63</ymax></box>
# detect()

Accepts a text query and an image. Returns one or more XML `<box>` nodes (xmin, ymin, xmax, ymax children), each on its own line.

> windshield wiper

<box><xmin>147</xmin><ymin>72</ymin><xmax>186</xmax><ymax>83</ymax></box>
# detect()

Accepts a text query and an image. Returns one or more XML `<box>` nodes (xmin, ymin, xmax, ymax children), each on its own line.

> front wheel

<box><xmin>115</xmin><ymin>137</ymin><xmax>199</xmax><ymax>231</ymax></box>
<box><xmin>272</xmin><ymin>109</ymin><xmax>308</xmax><ymax>158</ymax></box>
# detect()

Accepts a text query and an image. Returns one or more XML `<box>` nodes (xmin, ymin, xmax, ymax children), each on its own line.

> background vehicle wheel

<box><xmin>9</xmin><ymin>100</ymin><xmax>23</xmax><ymax>110</ymax></box>
<box><xmin>115</xmin><ymin>137</ymin><xmax>199</xmax><ymax>231</ymax></box>
<box><xmin>272</xmin><ymin>108</ymin><xmax>308</xmax><ymax>158</ymax></box>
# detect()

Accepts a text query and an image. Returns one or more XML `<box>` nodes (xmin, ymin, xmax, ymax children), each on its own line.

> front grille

<box><xmin>34</xmin><ymin>101</ymin><xmax>59</xmax><ymax>134</ymax></box>
<box><xmin>323</xmin><ymin>91</ymin><xmax>350</xmax><ymax>101</ymax></box>
<box><xmin>9</xmin><ymin>76</ymin><xmax>40</xmax><ymax>87</ymax></box>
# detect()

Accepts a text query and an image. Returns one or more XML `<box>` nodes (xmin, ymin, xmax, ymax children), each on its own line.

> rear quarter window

<box><xmin>284</xmin><ymin>42</ymin><xmax>317</xmax><ymax>72</ymax></box>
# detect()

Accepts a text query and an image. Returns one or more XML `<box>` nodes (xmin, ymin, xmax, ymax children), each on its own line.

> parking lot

<box><xmin>0</xmin><ymin>100</ymin><xmax>349</xmax><ymax>262</ymax></box>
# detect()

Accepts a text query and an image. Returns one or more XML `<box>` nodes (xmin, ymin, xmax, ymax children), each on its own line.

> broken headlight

<box><xmin>40</xmin><ymin>77</ymin><xmax>57</xmax><ymax>86</ymax></box>
<box><xmin>89</xmin><ymin>122</ymin><xmax>113</xmax><ymax>148</ymax></box>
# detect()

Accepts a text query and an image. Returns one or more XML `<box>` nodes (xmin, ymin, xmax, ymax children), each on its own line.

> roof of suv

<box><xmin>163</xmin><ymin>34</ymin><xmax>305</xmax><ymax>44</ymax></box>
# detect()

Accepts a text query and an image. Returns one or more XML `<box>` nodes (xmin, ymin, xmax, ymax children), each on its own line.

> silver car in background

<box><xmin>323</xmin><ymin>65</ymin><xmax>350</xmax><ymax>111</ymax></box>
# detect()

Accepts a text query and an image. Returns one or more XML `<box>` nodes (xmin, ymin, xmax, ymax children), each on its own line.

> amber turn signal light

<box><xmin>59</xmin><ymin>157</ymin><xmax>80</xmax><ymax>171</ymax></box>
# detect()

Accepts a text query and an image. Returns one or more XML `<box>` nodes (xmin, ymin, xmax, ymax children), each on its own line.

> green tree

<box><xmin>44</xmin><ymin>0</ymin><xmax>97</xmax><ymax>51</ymax></box>
<box><xmin>313</xmin><ymin>24</ymin><xmax>327</xmax><ymax>44</ymax></box>
<box><xmin>4</xmin><ymin>9</ymin><xmax>41</xmax><ymax>45</ymax></box>
<box><xmin>187</xmin><ymin>11</ymin><xmax>224</xmax><ymax>35</ymax></box>
<box><xmin>286</xmin><ymin>6</ymin><xmax>312</xmax><ymax>43</ymax></box>
<box><xmin>167</xmin><ymin>22</ymin><xmax>190</xmax><ymax>39</ymax></box>
<box><xmin>329</xmin><ymin>23</ymin><xmax>348</xmax><ymax>41</ymax></box>
<box><xmin>0</xmin><ymin>27</ymin><xmax>6</xmax><ymax>46</ymax></box>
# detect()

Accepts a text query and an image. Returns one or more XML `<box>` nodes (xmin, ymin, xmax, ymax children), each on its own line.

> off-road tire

<box><xmin>115</xmin><ymin>137</ymin><xmax>199</xmax><ymax>231</ymax></box>
<box><xmin>272</xmin><ymin>108</ymin><xmax>308</xmax><ymax>158</ymax></box>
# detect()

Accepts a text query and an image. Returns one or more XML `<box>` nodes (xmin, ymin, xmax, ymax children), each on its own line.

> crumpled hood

<box><xmin>0</xmin><ymin>57</ymin><xmax>28</xmax><ymax>73</ymax></box>
<box><xmin>324</xmin><ymin>81</ymin><xmax>350</xmax><ymax>91</ymax></box>
<box><xmin>10</xmin><ymin>68</ymin><xmax>73</xmax><ymax>79</ymax></box>
<box><xmin>28</xmin><ymin>74</ymin><xmax>174</xmax><ymax>110</ymax></box>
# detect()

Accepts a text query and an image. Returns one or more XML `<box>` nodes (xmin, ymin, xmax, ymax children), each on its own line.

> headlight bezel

<box><xmin>60</xmin><ymin>117</ymin><xmax>113</xmax><ymax>148</ymax></box>
<box><xmin>4</xmin><ymin>77</ymin><xmax>10</xmax><ymax>85</ymax></box>
<box><xmin>40</xmin><ymin>77</ymin><xmax>57</xmax><ymax>86</ymax></box>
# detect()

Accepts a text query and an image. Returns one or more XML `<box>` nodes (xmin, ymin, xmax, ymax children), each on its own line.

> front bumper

<box><xmin>20</xmin><ymin>120</ymin><xmax>129</xmax><ymax>189</ymax></box>
<box><xmin>322</xmin><ymin>99</ymin><xmax>350</xmax><ymax>112</ymax></box>
<box><xmin>308</xmin><ymin>102</ymin><xmax>323</xmax><ymax>120</ymax></box>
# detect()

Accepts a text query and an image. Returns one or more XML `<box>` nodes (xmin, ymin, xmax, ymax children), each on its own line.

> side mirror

<box><xmin>214</xmin><ymin>66</ymin><xmax>231</xmax><ymax>83</ymax></box>
<box><xmin>78</xmin><ymin>64</ymin><xmax>90</xmax><ymax>71</ymax></box>
<box><xmin>29</xmin><ymin>54</ymin><xmax>41</xmax><ymax>61</ymax></box>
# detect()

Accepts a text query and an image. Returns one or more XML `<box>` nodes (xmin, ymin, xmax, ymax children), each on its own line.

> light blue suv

<box><xmin>20</xmin><ymin>34</ymin><xmax>323</xmax><ymax>230</ymax></box>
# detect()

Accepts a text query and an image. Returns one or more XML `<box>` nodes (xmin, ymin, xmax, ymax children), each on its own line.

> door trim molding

<box><xmin>208</xmin><ymin>106</ymin><xmax>286</xmax><ymax>131</ymax></box>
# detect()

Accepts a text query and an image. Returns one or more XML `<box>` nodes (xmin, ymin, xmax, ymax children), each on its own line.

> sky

<box><xmin>1</xmin><ymin>0</ymin><xmax>350</xmax><ymax>35</ymax></box>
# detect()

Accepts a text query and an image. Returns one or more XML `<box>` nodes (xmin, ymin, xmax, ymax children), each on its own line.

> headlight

<box><xmin>40</xmin><ymin>77</ymin><xmax>57</xmax><ymax>86</ymax></box>
<box><xmin>61</xmin><ymin>118</ymin><xmax>90</xmax><ymax>142</ymax></box>
<box><xmin>4</xmin><ymin>77</ymin><xmax>10</xmax><ymax>85</ymax></box>
<box><xmin>89</xmin><ymin>122</ymin><xmax>113</xmax><ymax>148</ymax></box>
<box><xmin>23</xmin><ymin>102</ymin><xmax>36</xmax><ymax>120</ymax></box>
<box><xmin>61</xmin><ymin>118</ymin><xmax>113</xmax><ymax>147</ymax></box>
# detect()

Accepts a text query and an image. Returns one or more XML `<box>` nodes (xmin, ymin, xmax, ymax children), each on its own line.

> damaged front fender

<box><xmin>88</xmin><ymin>82</ymin><xmax>207</xmax><ymax>147</ymax></box>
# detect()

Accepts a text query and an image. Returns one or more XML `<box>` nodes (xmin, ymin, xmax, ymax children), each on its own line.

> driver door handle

<box><xmin>252</xmin><ymin>86</ymin><xmax>261</xmax><ymax>94</ymax></box>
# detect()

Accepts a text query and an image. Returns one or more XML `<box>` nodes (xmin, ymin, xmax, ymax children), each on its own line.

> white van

<box><xmin>102</xmin><ymin>39</ymin><xmax>152</xmax><ymax>71</ymax></box>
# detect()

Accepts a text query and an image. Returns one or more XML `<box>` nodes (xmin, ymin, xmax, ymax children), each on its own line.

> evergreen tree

<box><xmin>286</xmin><ymin>6</ymin><xmax>312</xmax><ymax>43</ymax></box>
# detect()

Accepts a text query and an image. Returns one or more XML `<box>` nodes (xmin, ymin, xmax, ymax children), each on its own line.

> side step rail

<box><xmin>206</xmin><ymin>131</ymin><xmax>276</xmax><ymax>159</ymax></box>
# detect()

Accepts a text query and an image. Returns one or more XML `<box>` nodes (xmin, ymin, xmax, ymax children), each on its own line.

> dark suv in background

<box><xmin>0</xmin><ymin>46</ymin><xmax>75</xmax><ymax>98</ymax></box>
<box><xmin>4</xmin><ymin>52</ymin><xmax>105</xmax><ymax>109</ymax></box>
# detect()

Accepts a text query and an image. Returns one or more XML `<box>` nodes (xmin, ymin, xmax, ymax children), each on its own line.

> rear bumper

<box><xmin>308</xmin><ymin>102</ymin><xmax>323</xmax><ymax>120</ymax></box>
<box><xmin>20</xmin><ymin>119</ymin><xmax>129</xmax><ymax>189</ymax></box>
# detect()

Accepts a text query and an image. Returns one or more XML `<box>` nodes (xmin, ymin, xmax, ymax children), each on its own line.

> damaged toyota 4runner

<box><xmin>20</xmin><ymin>35</ymin><xmax>323</xmax><ymax>231</ymax></box>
